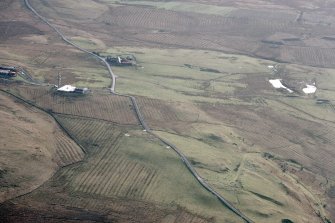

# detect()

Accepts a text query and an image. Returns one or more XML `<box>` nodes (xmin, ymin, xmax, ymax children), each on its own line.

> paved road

<box><xmin>24</xmin><ymin>0</ymin><xmax>116</xmax><ymax>92</ymax></box>
<box><xmin>129</xmin><ymin>94</ymin><xmax>254</xmax><ymax>223</ymax></box>
<box><xmin>24</xmin><ymin>1</ymin><xmax>253</xmax><ymax>222</ymax></box>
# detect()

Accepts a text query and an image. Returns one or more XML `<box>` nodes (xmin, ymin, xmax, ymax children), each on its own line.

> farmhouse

<box><xmin>57</xmin><ymin>85</ymin><xmax>89</xmax><ymax>94</ymax></box>
<box><xmin>106</xmin><ymin>55</ymin><xmax>136</xmax><ymax>66</ymax></box>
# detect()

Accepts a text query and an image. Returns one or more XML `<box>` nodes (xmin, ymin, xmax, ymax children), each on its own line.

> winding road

<box><xmin>24</xmin><ymin>0</ymin><xmax>253</xmax><ymax>222</ymax></box>
<box><xmin>23</xmin><ymin>0</ymin><xmax>116</xmax><ymax>92</ymax></box>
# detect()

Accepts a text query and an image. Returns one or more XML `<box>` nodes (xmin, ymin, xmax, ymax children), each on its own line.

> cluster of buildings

<box><xmin>0</xmin><ymin>64</ymin><xmax>89</xmax><ymax>95</ymax></box>
<box><xmin>0</xmin><ymin>65</ymin><xmax>17</xmax><ymax>78</ymax></box>
<box><xmin>106</xmin><ymin>55</ymin><xmax>136</xmax><ymax>66</ymax></box>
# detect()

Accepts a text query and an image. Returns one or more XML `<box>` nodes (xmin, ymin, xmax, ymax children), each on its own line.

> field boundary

<box><xmin>52</xmin><ymin>112</ymin><xmax>141</xmax><ymax>128</ymax></box>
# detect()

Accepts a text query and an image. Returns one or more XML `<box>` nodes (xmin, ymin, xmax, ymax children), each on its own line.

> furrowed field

<box><xmin>3</xmin><ymin>83</ymin><xmax>139</xmax><ymax>125</ymax></box>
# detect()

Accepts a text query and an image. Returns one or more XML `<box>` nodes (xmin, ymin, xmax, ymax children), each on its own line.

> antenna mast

<box><xmin>58</xmin><ymin>72</ymin><xmax>61</xmax><ymax>87</ymax></box>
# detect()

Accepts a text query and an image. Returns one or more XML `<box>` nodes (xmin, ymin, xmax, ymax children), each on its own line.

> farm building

<box><xmin>0</xmin><ymin>65</ymin><xmax>17</xmax><ymax>78</ymax></box>
<box><xmin>0</xmin><ymin>65</ymin><xmax>17</xmax><ymax>72</ymax></box>
<box><xmin>106</xmin><ymin>55</ymin><xmax>136</xmax><ymax>66</ymax></box>
<box><xmin>0</xmin><ymin>69</ymin><xmax>16</xmax><ymax>78</ymax></box>
<box><xmin>57</xmin><ymin>85</ymin><xmax>89</xmax><ymax>94</ymax></box>
<box><xmin>74</xmin><ymin>88</ymin><xmax>89</xmax><ymax>94</ymax></box>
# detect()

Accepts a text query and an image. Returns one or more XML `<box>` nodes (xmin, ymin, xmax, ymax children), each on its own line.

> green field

<box><xmin>107</xmin><ymin>47</ymin><xmax>273</xmax><ymax>103</ymax></box>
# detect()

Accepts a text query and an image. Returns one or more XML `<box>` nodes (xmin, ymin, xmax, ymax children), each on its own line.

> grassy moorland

<box><xmin>1</xmin><ymin>0</ymin><xmax>335</xmax><ymax>222</ymax></box>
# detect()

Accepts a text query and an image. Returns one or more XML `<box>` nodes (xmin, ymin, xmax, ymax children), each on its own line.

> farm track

<box><xmin>24</xmin><ymin>0</ymin><xmax>253</xmax><ymax>222</ymax></box>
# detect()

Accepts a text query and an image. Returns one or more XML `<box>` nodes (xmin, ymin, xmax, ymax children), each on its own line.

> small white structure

<box><xmin>57</xmin><ymin>85</ymin><xmax>89</xmax><ymax>94</ymax></box>
<box><xmin>57</xmin><ymin>85</ymin><xmax>76</xmax><ymax>92</ymax></box>
<box><xmin>269</xmin><ymin>79</ymin><xmax>293</xmax><ymax>93</ymax></box>
<box><xmin>303</xmin><ymin>84</ymin><xmax>317</xmax><ymax>94</ymax></box>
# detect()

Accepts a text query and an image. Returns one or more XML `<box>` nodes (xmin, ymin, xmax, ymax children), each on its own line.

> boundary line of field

<box><xmin>23</xmin><ymin>1</ymin><xmax>253</xmax><ymax>222</ymax></box>
<box><xmin>52</xmin><ymin>112</ymin><xmax>141</xmax><ymax>128</ymax></box>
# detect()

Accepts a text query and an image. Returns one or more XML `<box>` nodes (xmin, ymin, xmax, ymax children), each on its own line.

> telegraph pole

<box><xmin>57</xmin><ymin>72</ymin><xmax>61</xmax><ymax>87</ymax></box>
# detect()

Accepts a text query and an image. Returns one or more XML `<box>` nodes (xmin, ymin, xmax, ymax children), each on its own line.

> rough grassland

<box><xmin>2</xmin><ymin>0</ymin><xmax>335</xmax><ymax>222</ymax></box>
<box><xmin>154</xmin><ymin>131</ymin><xmax>324</xmax><ymax>223</ymax></box>
<box><xmin>0</xmin><ymin>91</ymin><xmax>83</xmax><ymax>203</ymax></box>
